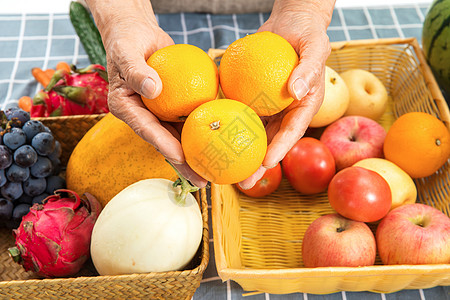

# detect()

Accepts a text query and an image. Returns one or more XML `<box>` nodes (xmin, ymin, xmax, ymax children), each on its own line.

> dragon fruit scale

<box><xmin>30</xmin><ymin>64</ymin><xmax>109</xmax><ymax>117</ymax></box>
<box><xmin>8</xmin><ymin>189</ymin><xmax>102</xmax><ymax>278</ymax></box>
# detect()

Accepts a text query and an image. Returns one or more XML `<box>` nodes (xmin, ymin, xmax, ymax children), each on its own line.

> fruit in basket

<box><xmin>353</xmin><ymin>158</ymin><xmax>417</xmax><ymax>211</ymax></box>
<box><xmin>236</xmin><ymin>162</ymin><xmax>282</xmax><ymax>197</ymax></box>
<box><xmin>219</xmin><ymin>31</ymin><xmax>299</xmax><ymax>116</ymax></box>
<box><xmin>8</xmin><ymin>189</ymin><xmax>102</xmax><ymax>277</ymax></box>
<box><xmin>282</xmin><ymin>137</ymin><xmax>335</xmax><ymax>194</ymax></box>
<box><xmin>309</xmin><ymin>66</ymin><xmax>349</xmax><ymax>128</ymax></box>
<box><xmin>320</xmin><ymin>116</ymin><xmax>387</xmax><ymax>170</ymax></box>
<box><xmin>0</xmin><ymin>109</ymin><xmax>65</xmax><ymax>228</ymax></box>
<box><xmin>327</xmin><ymin>166</ymin><xmax>391</xmax><ymax>223</ymax></box>
<box><xmin>376</xmin><ymin>203</ymin><xmax>450</xmax><ymax>265</ymax></box>
<box><xmin>90</xmin><ymin>178</ymin><xmax>203</xmax><ymax>275</ymax></box>
<box><xmin>30</xmin><ymin>64</ymin><xmax>109</xmax><ymax>117</ymax></box>
<box><xmin>340</xmin><ymin>69</ymin><xmax>388</xmax><ymax>120</ymax></box>
<box><xmin>302</xmin><ymin>213</ymin><xmax>376</xmax><ymax>267</ymax></box>
<box><xmin>383</xmin><ymin>112</ymin><xmax>450</xmax><ymax>178</ymax></box>
<box><xmin>141</xmin><ymin>44</ymin><xmax>219</xmax><ymax>122</ymax></box>
<box><xmin>66</xmin><ymin>113</ymin><xmax>177</xmax><ymax>207</ymax></box>
<box><xmin>422</xmin><ymin>0</ymin><xmax>450</xmax><ymax>97</ymax></box>
<box><xmin>181</xmin><ymin>99</ymin><xmax>267</xmax><ymax>184</ymax></box>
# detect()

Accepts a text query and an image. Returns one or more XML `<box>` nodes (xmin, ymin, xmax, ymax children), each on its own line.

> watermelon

<box><xmin>422</xmin><ymin>0</ymin><xmax>450</xmax><ymax>97</ymax></box>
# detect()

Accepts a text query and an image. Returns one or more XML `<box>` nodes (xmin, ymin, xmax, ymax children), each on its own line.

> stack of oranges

<box><xmin>142</xmin><ymin>32</ymin><xmax>299</xmax><ymax>184</ymax></box>
<box><xmin>141</xmin><ymin>32</ymin><xmax>450</xmax><ymax>186</ymax></box>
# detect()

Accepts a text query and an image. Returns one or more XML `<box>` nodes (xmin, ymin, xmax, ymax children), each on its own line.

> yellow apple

<box><xmin>353</xmin><ymin>158</ymin><xmax>417</xmax><ymax>211</ymax></box>
<box><xmin>340</xmin><ymin>69</ymin><xmax>388</xmax><ymax>120</ymax></box>
<box><xmin>309</xmin><ymin>66</ymin><xmax>349</xmax><ymax>128</ymax></box>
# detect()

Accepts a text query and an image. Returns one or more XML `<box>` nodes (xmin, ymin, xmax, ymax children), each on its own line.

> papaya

<box><xmin>66</xmin><ymin>113</ymin><xmax>177</xmax><ymax>207</ymax></box>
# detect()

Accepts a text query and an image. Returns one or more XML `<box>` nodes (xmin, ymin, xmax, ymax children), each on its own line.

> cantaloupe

<box><xmin>66</xmin><ymin>113</ymin><xmax>177</xmax><ymax>207</ymax></box>
<box><xmin>422</xmin><ymin>0</ymin><xmax>450</xmax><ymax>97</ymax></box>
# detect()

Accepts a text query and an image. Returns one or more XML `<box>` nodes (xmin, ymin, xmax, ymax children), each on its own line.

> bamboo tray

<box><xmin>209</xmin><ymin>38</ymin><xmax>450</xmax><ymax>295</ymax></box>
<box><xmin>0</xmin><ymin>114</ymin><xmax>209</xmax><ymax>299</ymax></box>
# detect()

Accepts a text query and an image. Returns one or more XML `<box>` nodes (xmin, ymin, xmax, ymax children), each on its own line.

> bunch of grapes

<box><xmin>0</xmin><ymin>108</ymin><xmax>65</xmax><ymax>229</ymax></box>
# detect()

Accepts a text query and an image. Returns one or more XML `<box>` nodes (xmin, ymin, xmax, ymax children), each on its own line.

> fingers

<box><xmin>238</xmin><ymin>165</ymin><xmax>268</xmax><ymax>190</ymax></box>
<box><xmin>263</xmin><ymin>83</ymin><xmax>324</xmax><ymax>169</ymax></box>
<box><xmin>288</xmin><ymin>30</ymin><xmax>331</xmax><ymax>102</ymax></box>
<box><xmin>108</xmin><ymin>80</ymin><xmax>207</xmax><ymax>188</ymax></box>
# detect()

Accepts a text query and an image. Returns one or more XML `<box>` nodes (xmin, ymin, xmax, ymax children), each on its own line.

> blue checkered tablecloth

<box><xmin>0</xmin><ymin>3</ymin><xmax>449</xmax><ymax>300</ymax></box>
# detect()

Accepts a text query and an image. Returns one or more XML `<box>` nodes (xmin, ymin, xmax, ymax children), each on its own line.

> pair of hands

<box><xmin>86</xmin><ymin>0</ymin><xmax>335</xmax><ymax>189</ymax></box>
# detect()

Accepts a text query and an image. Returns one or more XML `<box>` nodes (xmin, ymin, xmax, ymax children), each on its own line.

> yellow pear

<box><xmin>353</xmin><ymin>158</ymin><xmax>417</xmax><ymax>211</ymax></box>
<box><xmin>341</xmin><ymin>69</ymin><xmax>388</xmax><ymax>120</ymax></box>
<box><xmin>309</xmin><ymin>66</ymin><xmax>349</xmax><ymax>128</ymax></box>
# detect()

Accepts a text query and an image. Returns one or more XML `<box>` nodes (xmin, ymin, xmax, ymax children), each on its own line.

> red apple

<box><xmin>302</xmin><ymin>213</ymin><xmax>376</xmax><ymax>268</ymax></box>
<box><xmin>320</xmin><ymin>116</ymin><xmax>386</xmax><ymax>170</ymax></box>
<box><xmin>376</xmin><ymin>203</ymin><xmax>450</xmax><ymax>265</ymax></box>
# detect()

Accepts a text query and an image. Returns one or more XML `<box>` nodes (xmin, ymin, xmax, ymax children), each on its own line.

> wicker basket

<box><xmin>209</xmin><ymin>38</ymin><xmax>450</xmax><ymax>295</ymax></box>
<box><xmin>0</xmin><ymin>114</ymin><xmax>209</xmax><ymax>299</ymax></box>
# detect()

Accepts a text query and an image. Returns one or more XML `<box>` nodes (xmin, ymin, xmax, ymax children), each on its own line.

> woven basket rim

<box><xmin>210</xmin><ymin>38</ymin><xmax>450</xmax><ymax>294</ymax></box>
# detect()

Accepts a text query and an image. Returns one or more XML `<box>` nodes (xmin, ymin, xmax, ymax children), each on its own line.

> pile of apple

<box><xmin>238</xmin><ymin>67</ymin><xmax>450</xmax><ymax>268</ymax></box>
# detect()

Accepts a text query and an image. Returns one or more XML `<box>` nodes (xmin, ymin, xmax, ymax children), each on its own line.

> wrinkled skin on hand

<box><xmin>239</xmin><ymin>0</ymin><xmax>335</xmax><ymax>188</ymax></box>
<box><xmin>87</xmin><ymin>0</ymin><xmax>208</xmax><ymax>187</ymax></box>
<box><xmin>86</xmin><ymin>0</ymin><xmax>335</xmax><ymax>189</ymax></box>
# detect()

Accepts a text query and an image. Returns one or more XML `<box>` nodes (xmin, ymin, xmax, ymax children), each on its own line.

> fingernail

<box><xmin>238</xmin><ymin>182</ymin><xmax>255</xmax><ymax>190</ymax></box>
<box><xmin>262</xmin><ymin>163</ymin><xmax>278</xmax><ymax>169</ymax></box>
<box><xmin>166</xmin><ymin>157</ymin><xmax>184</xmax><ymax>165</ymax></box>
<box><xmin>141</xmin><ymin>77</ymin><xmax>157</xmax><ymax>99</ymax></box>
<box><xmin>292</xmin><ymin>78</ymin><xmax>310</xmax><ymax>100</ymax></box>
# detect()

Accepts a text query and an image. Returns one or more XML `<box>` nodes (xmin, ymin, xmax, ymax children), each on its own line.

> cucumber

<box><xmin>69</xmin><ymin>1</ymin><xmax>107</xmax><ymax>68</ymax></box>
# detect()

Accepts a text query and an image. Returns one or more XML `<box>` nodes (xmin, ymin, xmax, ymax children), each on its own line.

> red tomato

<box><xmin>282</xmin><ymin>137</ymin><xmax>336</xmax><ymax>194</ymax></box>
<box><xmin>236</xmin><ymin>163</ymin><xmax>282</xmax><ymax>197</ymax></box>
<box><xmin>327</xmin><ymin>166</ymin><xmax>392</xmax><ymax>223</ymax></box>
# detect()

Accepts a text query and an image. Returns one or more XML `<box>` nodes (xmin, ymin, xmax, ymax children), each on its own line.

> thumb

<box><xmin>288</xmin><ymin>33</ymin><xmax>331</xmax><ymax>102</ymax></box>
<box><xmin>119</xmin><ymin>53</ymin><xmax>163</xmax><ymax>100</ymax></box>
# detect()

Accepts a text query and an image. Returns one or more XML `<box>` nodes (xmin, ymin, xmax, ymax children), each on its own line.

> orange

<box><xmin>181</xmin><ymin>99</ymin><xmax>267</xmax><ymax>184</ymax></box>
<box><xmin>219</xmin><ymin>31</ymin><xmax>299</xmax><ymax>116</ymax></box>
<box><xmin>142</xmin><ymin>44</ymin><xmax>219</xmax><ymax>122</ymax></box>
<box><xmin>383</xmin><ymin>112</ymin><xmax>450</xmax><ymax>178</ymax></box>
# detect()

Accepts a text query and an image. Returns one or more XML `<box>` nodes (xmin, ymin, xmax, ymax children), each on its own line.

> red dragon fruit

<box><xmin>8</xmin><ymin>189</ymin><xmax>102</xmax><ymax>278</ymax></box>
<box><xmin>30</xmin><ymin>64</ymin><xmax>109</xmax><ymax>117</ymax></box>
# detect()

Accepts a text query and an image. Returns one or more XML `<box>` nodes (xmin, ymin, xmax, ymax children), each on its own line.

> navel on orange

<box><xmin>383</xmin><ymin>111</ymin><xmax>450</xmax><ymax>178</ymax></box>
<box><xmin>181</xmin><ymin>99</ymin><xmax>267</xmax><ymax>184</ymax></box>
<box><xmin>142</xmin><ymin>44</ymin><xmax>219</xmax><ymax>122</ymax></box>
<box><xmin>219</xmin><ymin>31</ymin><xmax>299</xmax><ymax>116</ymax></box>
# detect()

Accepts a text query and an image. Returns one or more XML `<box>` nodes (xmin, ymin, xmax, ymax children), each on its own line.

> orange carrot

<box><xmin>56</xmin><ymin>61</ymin><xmax>71</xmax><ymax>73</ymax></box>
<box><xmin>31</xmin><ymin>67</ymin><xmax>52</xmax><ymax>87</ymax></box>
<box><xmin>44</xmin><ymin>68</ymin><xmax>55</xmax><ymax>79</ymax></box>
<box><xmin>18</xmin><ymin>96</ymin><xmax>32</xmax><ymax>112</ymax></box>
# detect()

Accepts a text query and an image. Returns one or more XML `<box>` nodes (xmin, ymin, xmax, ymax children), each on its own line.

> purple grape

<box><xmin>12</xmin><ymin>203</ymin><xmax>31</xmax><ymax>222</ymax></box>
<box><xmin>30</xmin><ymin>156</ymin><xmax>53</xmax><ymax>178</ymax></box>
<box><xmin>14</xmin><ymin>145</ymin><xmax>38</xmax><ymax>168</ymax></box>
<box><xmin>6</xmin><ymin>163</ymin><xmax>29</xmax><ymax>182</ymax></box>
<box><xmin>22</xmin><ymin>119</ymin><xmax>46</xmax><ymax>142</ymax></box>
<box><xmin>45</xmin><ymin>175</ymin><xmax>66</xmax><ymax>194</ymax></box>
<box><xmin>31</xmin><ymin>132</ymin><xmax>55</xmax><ymax>156</ymax></box>
<box><xmin>32</xmin><ymin>192</ymin><xmax>49</xmax><ymax>205</ymax></box>
<box><xmin>0</xmin><ymin>169</ymin><xmax>6</xmax><ymax>187</ymax></box>
<box><xmin>23</xmin><ymin>177</ymin><xmax>46</xmax><ymax>197</ymax></box>
<box><xmin>1</xmin><ymin>181</ymin><xmax>23</xmax><ymax>200</ymax></box>
<box><xmin>48</xmin><ymin>140</ymin><xmax>62</xmax><ymax>160</ymax></box>
<box><xmin>3</xmin><ymin>127</ymin><xmax>26</xmax><ymax>150</ymax></box>
<box><xmin>3</xmin><ymin>107</ymin><xmax>18</xmax><ymax>120</ymax></box>
<box><xmin>8</xmin><ymin>109</ymin><xmax>30</xmax><ymax>127</ymax></box>
<box><xmin>0</xmin><ymin>198</ymin><xmax>13</xmax><ymax>220</ymax></box>
<box><xmin>18</xmin><ymin>193</ymin><xmax>33</xmax><ymax>205</ymax></box>
<box><xmin>0</xmin><ymin>145</ymin><xmax>12</xmax><ymax>169</ymax></box>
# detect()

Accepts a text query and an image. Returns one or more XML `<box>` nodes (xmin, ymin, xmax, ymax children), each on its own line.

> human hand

<box><xmin>238</xmin><ymin>0</ymin><xmax>336</xmax><ymax>189</ymax></box>
<box><xmin>86</xmin><ymin>0</ymin><xmax>208</xmax><ymax>188</ymax></box>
